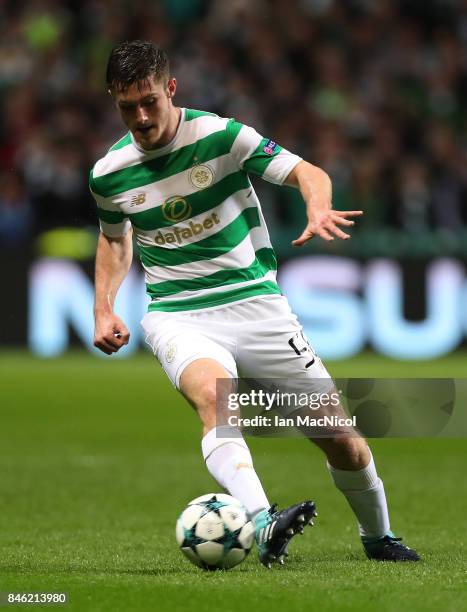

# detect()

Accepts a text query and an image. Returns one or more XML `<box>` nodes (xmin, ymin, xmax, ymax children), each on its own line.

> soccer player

<box><xmin>90</xmin><ymin>41</ymin><xmax>420</xmax><ymax>566</ymax></box>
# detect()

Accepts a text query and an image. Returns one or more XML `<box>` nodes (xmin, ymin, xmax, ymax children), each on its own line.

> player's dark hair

<box><xmin>106</xmin><ymin>40</ymin><xmax>170</xmax><ymax>92</ymax></box>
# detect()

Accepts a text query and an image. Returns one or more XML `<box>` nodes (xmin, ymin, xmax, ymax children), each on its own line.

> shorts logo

<box><xmin>162</xmin><ymin>196</ymin><xmax>192</xmax><ymax>223</ymax></box>
<box><xmin>263</xmin><ymin>140</ymin><xmax>277</xmax><ymax>155</ymax></box>
<box><xmin>165</xmin><ymin>342</ymin><xmax>177</xmax><ymax>363</ymax></box>
<box><xmin>189</xmin><ymin>164</ymin><xmax>214</xmax><ymax>189</ymax></box>
<box><xmin>131</xmin><ymin>192</ymin><xmax>146</xmax><ymax>206</ymax></box>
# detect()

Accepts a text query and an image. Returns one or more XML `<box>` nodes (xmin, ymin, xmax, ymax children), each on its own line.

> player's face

<box><xmin>113</xmin><ymin>75</ymin><xmax>177</xmax><ymax>149</ymax></box>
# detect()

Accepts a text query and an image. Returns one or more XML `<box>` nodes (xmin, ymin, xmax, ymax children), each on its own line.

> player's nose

<box><xmin>135</xmin><ymin>105</ymin><xmax>149</xmax><ymax>125</ymax></box>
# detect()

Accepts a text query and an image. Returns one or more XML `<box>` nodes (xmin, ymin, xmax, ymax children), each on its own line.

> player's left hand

<box><xmin>292</xmin><ymin>209</ymin><xmax>363</xmax><ymax>246</ymax></box>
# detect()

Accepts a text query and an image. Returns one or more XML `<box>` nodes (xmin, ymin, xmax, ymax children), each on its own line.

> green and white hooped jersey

<box><xmin>89</xmin><ymin>108</ymin><xmax>302</xmax><ymax>312</ymax></box>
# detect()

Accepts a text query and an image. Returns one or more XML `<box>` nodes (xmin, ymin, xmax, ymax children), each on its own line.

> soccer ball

<box><xmin>176</xmin><ymin>493</ymin><xmax>255</xmax><ymax>570</ymax></box>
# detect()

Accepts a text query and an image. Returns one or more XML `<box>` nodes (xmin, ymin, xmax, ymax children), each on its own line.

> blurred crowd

<box><xmin>1</xmin><ymin>0</ymin><xmax>467</xmax><ymax>252</ymax></box>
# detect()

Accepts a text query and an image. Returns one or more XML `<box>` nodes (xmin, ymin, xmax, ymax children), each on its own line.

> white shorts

<box><xmin>141</xmin><ymin>294</ymin><xmax>332</xmax><ymax>394</ymax></box>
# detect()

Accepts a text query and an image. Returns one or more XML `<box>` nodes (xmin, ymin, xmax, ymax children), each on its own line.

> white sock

<box><xmin>202</xmin><ymin>427</ymin><xmax>270</xmax><ymax>516</ymax></box>
<box><xmin>327</xmin><ymin>451</ymin><xmax>390</xmax><ymax>538</ymax></box>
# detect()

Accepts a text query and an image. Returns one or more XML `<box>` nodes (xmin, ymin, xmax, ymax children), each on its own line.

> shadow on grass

<box><xmin>0</xmin><ymin>551</ymin><xmax>368</xmax><ymax>577</ymax></box>
<box><xmin>0</xmin><ymin>564</ymin><xmax>187</xmax><ymax>576</ymax></box>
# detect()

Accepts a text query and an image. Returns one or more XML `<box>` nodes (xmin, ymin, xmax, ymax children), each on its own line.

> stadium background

<box><xmin>1</xmin><ymin>1</ymin><xmax>466</xmax><ymax>611</ymax></box>
<box><xmin>2</xmin><ymin>0</ymin><xmax>467</xmax><ymax>358</ymax></box>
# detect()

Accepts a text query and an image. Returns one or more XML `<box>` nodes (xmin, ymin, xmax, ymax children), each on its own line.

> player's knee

<box><xmin>325</xmin><ymin>436</ymin><xmax>369</xmax><ymax>469</ymax></box>
<box><xmin>182</xmin><ymin>382</ymin><xmax>219</xmax><ymax>423</ymax></box>
<box><xmin>198</xmin><ymin>385</ymin><xmax>218</xmax><ymax>414</ymax></box>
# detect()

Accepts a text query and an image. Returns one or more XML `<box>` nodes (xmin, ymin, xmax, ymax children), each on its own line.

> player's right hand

<box><xmin>93</xmin><ymin>314</ymin><xmax>130</xmax><ymax>355</ymax></box>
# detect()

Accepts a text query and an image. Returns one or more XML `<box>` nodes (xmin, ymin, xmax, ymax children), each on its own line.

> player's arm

<box><xmin>227</xmin><ymin>119</ymin><xmax>362</xmax><ymax>245</ymax></box>
<box><xmin>93</xmin><ymin>229</ymin><xmax>133</xmax><ymax>355</ymax></box>
<box><xmin>284</xmin><ymin>160</ymin><xmax>363</xmax><ymax>245</ymax></box>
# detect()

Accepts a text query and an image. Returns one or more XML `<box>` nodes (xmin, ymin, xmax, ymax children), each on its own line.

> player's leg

<box><xmin>180</xmin><ymin>356</ymin><xmax>317</xmax><ymax>568</ymax></box>
<box><xmin>312</xmin><ymin>435</ymin><xmax>389</xmax><ymax>537</ymax></box>
<box><xmin>141</xmin><ymin>310</ymin><xmax>275</xmax><ymax>517</ymax></box>
<box><xmin>179</xmin><ymin>357</ymin><xmax>271</xmax><ymax>517</ymax></box>
<box><xmin>234</xmin><ymin>294</ymin><xmax>419</xmax><ymax>561</ymax></box>
<box><xmin>141</xmin><ymin>308</ymin><xmax>271</xmax><ymax>518</ymax></box>
<box><xmin>311</xmin><ymin>434</ymin><xmax>419</xmax><ymax>560</ymax></box>
<box><xmin>142</xmin><ymin>307</ymin><xmax>319</xmax><ymax>567</ymax></box>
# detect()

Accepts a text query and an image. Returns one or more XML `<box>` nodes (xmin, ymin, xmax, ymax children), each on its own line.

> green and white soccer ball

<box><xmin>176</xmin><ymin>493</ymin><xmax>255</xmax><ymax>570</ymax></box>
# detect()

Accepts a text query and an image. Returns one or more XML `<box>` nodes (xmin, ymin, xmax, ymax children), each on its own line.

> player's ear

<box><xmin>167</xmin><ymin>77</ymin><xmax>177</xmax><ymax>99</ymax></box>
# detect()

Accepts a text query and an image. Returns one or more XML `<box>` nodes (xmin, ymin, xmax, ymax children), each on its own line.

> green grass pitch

<box><xmin>0</xmin><ymin>351</ymin><xmax>466</xmax><ymax>611</ymax></box>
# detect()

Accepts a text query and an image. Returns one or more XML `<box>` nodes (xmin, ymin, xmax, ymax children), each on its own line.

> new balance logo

<box><xmin>258</xmin><ymin>521</ymin><xmax>277</xmax><ymax>544</ymax></box>
<box><xmin>131</xmin><ymin>193</ymin><xmax>146</xmax><ymax>206</ymax></box>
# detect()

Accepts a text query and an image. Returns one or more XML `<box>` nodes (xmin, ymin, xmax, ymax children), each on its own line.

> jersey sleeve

<box><xmin>89</xmin><ymin>167</ymin><xmax>131</xmax><ymax>237</ymax></box>
<box><xmin>226</xmin><ymin>119</ymin><xmax>302</xmax><ymax>185</ymax></box>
